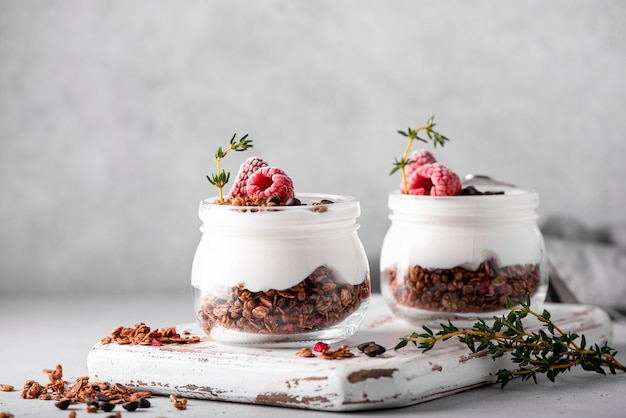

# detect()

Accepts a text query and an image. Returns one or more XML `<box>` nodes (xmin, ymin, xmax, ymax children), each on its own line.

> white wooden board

<box><xmin>87</xmin><ymin>295</ymin><xmax>612</xmax><ymax>411</ymax></box>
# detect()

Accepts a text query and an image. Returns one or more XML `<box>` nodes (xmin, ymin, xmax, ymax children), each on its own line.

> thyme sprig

<box><xmin>206</xmin><ymin>133</ymin><xmax>253</xmax><ymax>202</ymax></box>
<box><xmin>395</xmin><ymin>295</ymin><xmax>625</xmax><ymax>387</ymax></box>
<box><xmin>390</xmin><ymin>116</ymin><xmax>450</xmax><ymax>194</ymax></box>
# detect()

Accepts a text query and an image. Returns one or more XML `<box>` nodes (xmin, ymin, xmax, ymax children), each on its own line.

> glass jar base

<box><xmin>384</xmin><ymin>289</ymin><xmax>547</xmax><ymax>329</ymax></box>
<box><xmin>199</xmin><ymin>302</ymin><xmax>369</xmax><ymax>347</ymax></box>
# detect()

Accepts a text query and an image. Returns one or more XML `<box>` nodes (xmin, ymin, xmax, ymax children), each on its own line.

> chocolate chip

<box><xmin>461</xmin><ymin>186</ymin><xmax>482</xmax><ymax>195</ymax></box>
<box><xmin>285</xmin><ymin>197</ymin><xmax>301</xmax><ymax>206</ymax></box>
<box><xmin>122</xmin><ymin>401</ymin><xmax>140</xmax><ymax>411</ymax></box>
<box><xmin>139</xmin><ymin>398</ymin><xmax>151</xmax><ymax>408</ymax></box>
<box><xmin>99</xmin><ymin>401</ymin><xmax>115</xmax><ymax>412</ymax></box>
<box><xmin>461</xmin><ymin>186</ymin><xmax>505</xmax><ymax>196</ymax></box>
<box><xmin>363</xmin><ymin>343</ymin><xmax>386</xmax><ymax>357</ymax></box>
<box><xmin>94</xmin><ymin>393</ymin><xmax>110</xmax><ymax>402</ymax></box>
<box><xmin>85</xmin><ymin>398</ymin><xmax>99</xmax><ymax>409</ymax></box>
<box><xmin>267</xmin><ymin>195</ymin><xmax>281</xmax><ymax>205</ymax></box>
<box><xmin>357</xmin><ymin>341</ymin><xmax>375</xmax><ymax>351</ymax></box>
<box><xmin>357</xmin><ymin>341</ymin><xmax>386</xmax><ymax>357</ymax></box>
<box><xmin>54</xmin><ymin>399</ymin><xmax>71</xmax><ymax>410</ymax></box>
<box><xmin>319</xmin><ymin>199</ymin><xmax>334</xmax><ymax>204</ymax></box>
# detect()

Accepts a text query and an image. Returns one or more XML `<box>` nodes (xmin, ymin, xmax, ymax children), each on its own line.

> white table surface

<box><xmin>2</xmin><ymin>292</ymin><xmax>626</xmax><ymax>417</ymax></box>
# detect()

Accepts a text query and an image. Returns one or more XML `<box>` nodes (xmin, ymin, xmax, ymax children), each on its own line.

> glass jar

<box><xmin>191</xmin><ymin>193</ymin><xmax>370</xmax><ymax>346</ymax></box>
<box><xmin>380</xmin><ymin>186</ymin><xmax>548</xmax><ymax>327</ymax></box>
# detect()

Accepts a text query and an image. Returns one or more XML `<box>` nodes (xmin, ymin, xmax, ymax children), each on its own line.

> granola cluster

<box><xmin>100</xmin><ymin>323</ymin><xmax>200</xmax><ymax>346</ymax></box>
<box><xmin>215</xmin><ymin>195</ymin><xmax>332</xmax><ymax>213</ymax></box>
<box><xmin>197</xmin><ymin>265</ymin><xmax>370</xmax><ymax>335</ymax></box>
<box><xmin>20</xmin><ymin>364</ymin><xmax>151</xmax><ymax>404</ymax></box>
<box><xmin>387</xmin><ymin>258</ymin><xmax>541</xmax><ymax>313</ymax></box>
<box><xmin>295</xmin><ymin>344</ymin><xmax>355</xmax><ymax>359</ymax></box>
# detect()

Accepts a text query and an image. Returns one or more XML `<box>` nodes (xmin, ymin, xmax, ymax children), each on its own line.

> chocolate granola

<box><xmin>386</xmin><ymin>258</ymin><xmax>541</xmax><ymax>313</ymax></box>
<box><xmin>197</xmin><ymin>265</ymin><xmax>370</xmax><ymax>335</ymax></box>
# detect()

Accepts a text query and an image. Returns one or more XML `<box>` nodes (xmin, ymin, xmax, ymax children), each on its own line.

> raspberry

<box><xmin>406</xmin><ymin>163</ymin><xmax>461</xmax><ymax>196</ymax></box>
<box><xmin>313</xmin><ymin>341</ymin><xmax>330</xmax><ymax>352</ymax></box>
<box><xmin>246</xmin><ymin>166</ymin><xmax>295</xmax><ymax>202</ymax></box>
<box><xmin>227</xmin><ymin>156</ymin><xmax>268</xmax><ymax>199</ymax></box>
<box><xmin>401</xmin><ymin>150</ymin><xmax>437</xmax><ymax>190</ymax></box>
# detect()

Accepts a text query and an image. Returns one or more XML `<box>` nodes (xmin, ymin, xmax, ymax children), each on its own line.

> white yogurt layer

<box><xmin>380</xmin><ymin>187</ymin><xmax>545</xmax><ymax>271</ymax></box>
<box><xmin>191</xmin><ymin>194</ymin><xmax>369</xmax><ymax>292</ymax></box>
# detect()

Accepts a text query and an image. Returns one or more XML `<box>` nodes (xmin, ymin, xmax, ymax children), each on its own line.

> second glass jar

<box><xmin>380</xmin><ymin>186</ymin><xmax>548</xmax><ymax>327</ymax></box>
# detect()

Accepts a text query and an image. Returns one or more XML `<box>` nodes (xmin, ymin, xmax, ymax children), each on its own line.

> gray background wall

<box><xmin>1</xmin><ymin>0</ymin><xmax>625</xmax><ymax>296</ymax></box>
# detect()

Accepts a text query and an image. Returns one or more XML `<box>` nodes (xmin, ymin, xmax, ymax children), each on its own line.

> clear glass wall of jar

<box><xmin>380</xmin><ymin>187</ymin><xmax>548</xmax><ymax>327</ymax></box>
<box><xmin>191</xmin><ymin>193</ymin><xmax>370</xmax><ymax>346</ymax></box>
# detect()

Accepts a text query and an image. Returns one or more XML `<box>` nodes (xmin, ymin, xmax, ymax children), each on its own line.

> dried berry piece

<box><xmin>54</xmin><ymin>399</ymin><xmax>71</xmax><ymax>410</ymax></box>
<box><xmin>313</xmin><ymin>342</ymin><xmax>330</xmax><ymax>352</ymax></box>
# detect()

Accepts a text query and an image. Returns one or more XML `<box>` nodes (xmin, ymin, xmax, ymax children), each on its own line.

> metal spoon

<box><xmin>462</xmin><ymin>174</ymin><xmax>516</xmax><ymax>188</ymax></box>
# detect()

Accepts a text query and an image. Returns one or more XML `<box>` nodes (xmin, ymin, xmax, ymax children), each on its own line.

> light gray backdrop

<box><xmin>1</xmin><ymin>0</ymin><xmax>625</xmax><ymax>296</ymax></box>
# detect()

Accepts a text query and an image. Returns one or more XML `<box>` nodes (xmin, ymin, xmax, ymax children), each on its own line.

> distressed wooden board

<box><xmin>87</xmin><ymin>295</ymin><xmax>612</xmax><ymax>411</ymax></box>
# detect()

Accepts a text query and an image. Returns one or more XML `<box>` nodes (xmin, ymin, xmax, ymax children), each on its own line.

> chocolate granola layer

<box><xmin>197</xmin><ymin>265</ymin><xmax>370</xmax><ymax>335</ymax></box>
<box><xmin>387</xmin><ymin>258</ymin><xmax>540</xmax><ymax>313</ymax></box>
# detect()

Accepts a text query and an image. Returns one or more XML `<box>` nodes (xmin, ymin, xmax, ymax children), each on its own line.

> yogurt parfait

<box><xmin>380</xmin><ymin>119</ymin><xmax>548</xmax><ymax>326</ymax></box>
<box><xmin>192</xmin><ymin>135</ymin><xmax>370</xmax><ymax>346</ymax></box>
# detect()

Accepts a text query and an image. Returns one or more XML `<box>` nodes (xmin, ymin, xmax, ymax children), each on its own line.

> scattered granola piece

<box><xmin>0</xmin><ymin>384</ymin><xmax>14</xmax><ymax>392</ymax></box>
<box><xmin>100</xmin><ymin>323</ymin><xmax>200</xmax><ymax>346</ymax></box>
<box><xmin>320</xmin><ymin>344</ymin><xmax>354</xmax><ymax>360</ymax></box>
<box><xmin>170</xmin><ymin>394</ymin><xmax>188</xmax><ymax>410</ymax></box>
<box><xmin>295</xmin><ymin>348</ymin><xmax>315</xmax><ymax>358</ymax></box>
<box><xmin>20</xmin><ymin>365</ymin><xmax>152</xmax><ymax>406</ymax></box>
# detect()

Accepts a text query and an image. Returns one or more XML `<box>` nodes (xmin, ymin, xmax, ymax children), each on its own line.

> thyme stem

<box><xmin>395</xmin><ymin>295</ymin><xmax>625</xmax><ymax>387</ymax></box>
<box><xmin>206</xmin><ymin>133</ymin><xmax>253</xmax><ymax>202</ymax></box>
<box><xmin>390</xmin><ymin>116</ymin><xmax>450</xmax><ymax>194</ymax></box>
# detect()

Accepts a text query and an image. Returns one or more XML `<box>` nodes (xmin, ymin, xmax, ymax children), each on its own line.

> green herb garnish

<box><xmin>395</xmin><ymin>295</ymin><xmax>625</xmax><ymax>387</ymax></box>
<box><xmin>206</xmin><ymin>133</ymin><xmax>253</xmax><ymax>202</ymax></box>
<box><xmin>390</xmin><ymin>116</ymin><xmax>450</xmax><ymax>194</ymax></box>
